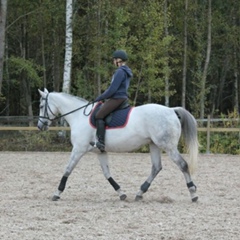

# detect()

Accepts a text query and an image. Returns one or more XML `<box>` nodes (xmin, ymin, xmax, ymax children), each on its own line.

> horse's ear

<box><xmin>44</xmin><ymin>88</ymin><xmax>49</xmax><ymax>94</ymax></box>
<box><xmin>38</xmin><ymin>89</ymin><xmax>46</xmax><ymax>97</ymax></box>
<box><xmin>38</xmin><ymin>89</ymin><xmax>43</xmax><ymax>95</ymax></box>
<box><xmin>38</xmin><ymin>88</ymin><xmax>49</xmax><ymax>97</ymax></box>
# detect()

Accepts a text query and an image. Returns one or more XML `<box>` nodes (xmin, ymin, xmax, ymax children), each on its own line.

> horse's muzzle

<box><xmin>38</xmin><ymin>123</ymin><xmax>48</xmax><ymax>131</ymax></box>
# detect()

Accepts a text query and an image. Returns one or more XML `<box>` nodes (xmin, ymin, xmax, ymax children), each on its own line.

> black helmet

<box><xmin>112</xmin><ymin>50</ymin><xmax>128</xmax><ymax>61</ymax></box>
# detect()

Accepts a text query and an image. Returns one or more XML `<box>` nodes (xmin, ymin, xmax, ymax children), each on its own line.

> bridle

<box><xmin>38</xmin><ymin>93</ymin><xmax>95</xmax><ymax>127</ymax></box>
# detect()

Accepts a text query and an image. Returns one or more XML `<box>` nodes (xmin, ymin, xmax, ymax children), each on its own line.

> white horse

<box><xmin>37</xmin><ymin>88</ymin><xmax>199</xmax><ymax>202</ymax></box>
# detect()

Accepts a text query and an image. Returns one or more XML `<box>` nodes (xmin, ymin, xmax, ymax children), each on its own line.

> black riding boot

<box><xmin>96</xmin><ymin>119</ymin><xmax>105</xmax><ymax>152</ymax></box>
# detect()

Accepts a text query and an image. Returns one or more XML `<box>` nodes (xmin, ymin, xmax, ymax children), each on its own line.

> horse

<box><xmin>37</xmin><ymin>88</ymin><xmax>199</xmax><ymax>202</ymax></box>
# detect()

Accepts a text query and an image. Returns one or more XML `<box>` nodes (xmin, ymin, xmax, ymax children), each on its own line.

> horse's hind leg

<box><xmin>168</xmin><ymin>149</ymin><xmax>198</xmax><ymax>202</ymax></box>
<box><xmin>135</xmin><ymin>143</ymin><xmax>162</xmax><ymax>201</ymax></box>
<box><xmin>98</xmin><ymin>153</ymin><xmax>127</xmax><ymax>200</ymax></box>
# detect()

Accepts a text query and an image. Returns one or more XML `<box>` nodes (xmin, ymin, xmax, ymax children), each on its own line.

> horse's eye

<box><xmin>40</xmin><ymin>105</ymin><xmax>44</xmax><ymax>109</ymax></box>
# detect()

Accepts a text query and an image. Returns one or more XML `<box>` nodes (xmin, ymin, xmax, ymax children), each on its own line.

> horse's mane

<box><xmin>58</xmin><ymin>92</ymin><xmax>89</xmax><ymax>103</ymax></box>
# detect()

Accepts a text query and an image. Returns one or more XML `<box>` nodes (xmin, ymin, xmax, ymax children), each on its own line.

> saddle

<box><xmin>89</xmin><ymin>100</ymin><xmax>133</xmax><ymax>129</ymax></box>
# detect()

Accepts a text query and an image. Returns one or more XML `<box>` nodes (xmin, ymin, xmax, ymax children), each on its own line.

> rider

<box><xmin>93</xmin><ymin>50</ymin><xmax>133</xmax><ymax>152</ymax></box>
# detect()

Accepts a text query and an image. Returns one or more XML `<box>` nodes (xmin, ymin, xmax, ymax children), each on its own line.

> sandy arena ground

<box><xmin>0</xmin><ymin>152</ymin><xmax>239</xmax><ymax>240</ymax></box>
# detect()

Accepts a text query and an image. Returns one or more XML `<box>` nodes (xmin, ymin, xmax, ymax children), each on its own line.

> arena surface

<box><xmin>0</xmin><ymin>152</ymin><xmax>239</xmax><ymax>240</ymax></box>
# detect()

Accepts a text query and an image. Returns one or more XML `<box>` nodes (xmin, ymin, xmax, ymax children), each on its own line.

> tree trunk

<box><xmin>52</xmin><ymin>28</ymin><xmax>61</xmax><ymax>92</ymax></box>
<box><xmin>61</xmin><ymin>0</ymin><xmax>73</xmax><ymax>136</ymax></box>
<box><xmin>148</xmin><ymin>87</ymin><xmax>152</xmax><ymax>103</ymax></box>
<box><xmin>232</xmin><ymin>5</ymin><xmax>239</xmax><ymax>116</ymax></box>
<box><xmin>216</xmin><ymin>57</ymin><xmax>229</xmax><ymax>113</ymax></box>
<box><xmin>39</xmin><ymin>4</ymin><xmax>47</xmax><ymax>88</ymax></box>
<box><xmin>96</xmin><ymin>0</ymin><xmax>101</xmax><ymax>96</ymax></box>
<box><xmin>210</xmin><ymin>57</ymin><xmax>228</xmax><ymax>115</ymax></box>
<box><xmin>62</xmin><ymin>0</ymin><xmax>73</xmax><ymax>94</ymax></box>
<box><xmin>182</xmin><ymin>0</ymin><xmax>188</xmax><ymax>108</ymax></box>
<box><xmin>133</xmin><ymin>62</ymin><xmax>144</xmax><ymax>106</ymax></box>
<box><xmin>21</xmin><ymin>17</ymin><xmax>33</xmax><ymax>126</ymax></box>
<box><xmin>200</xmin><ymin>0</ymin><xmax>211</xmax><ymax>119</ymax></box>
<box><xmin>233</xmin><ymin>46</ymin><xmax>239</xmax><ymax>115</ymax></box>
<box><xmin>23</xmin><ymin>75</ymin><xmax>33</xmax><ymax>126</ymax></box>
<box><xmin>0</xmin><ymin>0</ymin><xmax>8</xmax><ymax>94</ymax></box>
<box><xmin>164</xmin><ymin>0</ymin><xmax>169</xmax><ymax>107</ymax></box>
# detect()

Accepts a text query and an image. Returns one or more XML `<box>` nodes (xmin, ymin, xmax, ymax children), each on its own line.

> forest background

<box><xmin>0</xmin><ymin>0</ymin><xmax>239</xmax><ymax>153</ymax></box>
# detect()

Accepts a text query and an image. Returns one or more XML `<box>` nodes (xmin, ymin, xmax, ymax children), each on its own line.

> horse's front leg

<box><xmin>52</xmin><ymin>148</ymin><xmax>85</xmax><ymax>201</ymax></box>
<box><xmin>135</xmin><ymin>143</ymin><xmax>162</xmax><ymax>201</ymax></box>
<box><xmin>98</xmin><ymin>153</ymin><xmax>127</xmax><ymax>200</ymax></box>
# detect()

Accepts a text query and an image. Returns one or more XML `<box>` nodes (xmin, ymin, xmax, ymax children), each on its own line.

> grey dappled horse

<box><xmin>38</xmin><ymin>89</ymin><xmax>199</xmax><ymax>202</ymax></box>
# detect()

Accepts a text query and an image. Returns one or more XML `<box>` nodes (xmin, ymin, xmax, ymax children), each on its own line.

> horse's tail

<box><xmin>173</xmin><ymin>107</ymin><xmax>199</xmax><ymax>174</ymax></box>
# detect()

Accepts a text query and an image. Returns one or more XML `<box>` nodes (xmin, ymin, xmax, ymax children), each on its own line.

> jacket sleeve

<box><xmin>95</xmin><ymin>69</ymin><xmax>125</xmax><ymax>101</ymax></box>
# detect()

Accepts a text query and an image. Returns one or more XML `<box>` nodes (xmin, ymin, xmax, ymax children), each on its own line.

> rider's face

<box><xmin>113</xmin><ymin>58</ymin><xmax>123</xmax><ymax>67</ymax></box>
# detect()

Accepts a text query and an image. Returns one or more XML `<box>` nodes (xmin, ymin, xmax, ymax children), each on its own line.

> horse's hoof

<box><xmin>52</xmin><ymin>195</ymin><xmax>60</xmax><ymax>201</ymax></box>
<box><xmin>120</xmin><ymin>194</ymin><xmax>127</xmax><ymax>201</ymax></box>
<box><xmin>192</xmin><ymin>196</ymin><xmax>198</xmax><ymax>202</ymax></box>
<box><xmin>135</xmin><ymin>195</ymin><xmax>143</xmax><ymax>201</ymax></box>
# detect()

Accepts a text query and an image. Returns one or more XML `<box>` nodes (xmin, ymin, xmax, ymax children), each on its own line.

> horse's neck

<box><xmin>52</xmin><ymin>93</ymin><xmax>87</xmax><ymax>125</ymax></box>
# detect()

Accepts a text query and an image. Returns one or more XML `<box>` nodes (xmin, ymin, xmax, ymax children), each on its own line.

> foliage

<box><xmin>8</xmin><ymin>56</ymin><xmax>43</xmax><ymax>87</ymax></box>
<box><xmin>0</xmin><ymin>0</ymin><xmax>239</xmax><ymax>154</ymax></box>
<box><xmin>0</xmin><ymin>130</ymin><xmax>72</xmax><ymax>151</ymax></box>
<box><xmin>177</xmin><ymin>110</ymin><xmax>240</xmax><ymax>154</ymax></box>
<box><xmin>1</xmin><ymin>126</ymin><xmax>239</xmax><ymax>154</ymax></box>
<box><xmin>197</xmin><ymin>110</ymin><xmax>240</xmax><ymax>154</ymax></box>
<box><xmin>197</xmin><ymin>131</ymin><xmax>240</xmax><ymax>155</ymax></box>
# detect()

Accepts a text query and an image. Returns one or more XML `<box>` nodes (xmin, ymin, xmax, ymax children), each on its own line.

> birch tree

<box><xmin>59</xmin><ymin>0</ymin><xmax>73</xmax><ymax>136</ymax></box>
<box><xmin>62</xmin><ymin>0</ymin><xmax>73</xmax><ymax>94</ymax></box>
<box><xmin>0</xmin><ymin>0</ymin><xmax>7</xmax><ymax>94</ymax></box>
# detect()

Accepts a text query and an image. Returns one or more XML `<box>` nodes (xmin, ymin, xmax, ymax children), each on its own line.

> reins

<box><xmin>39</xmin><ymin>93</ymin><xmax>96</xmax><ymax>123</ymax></box>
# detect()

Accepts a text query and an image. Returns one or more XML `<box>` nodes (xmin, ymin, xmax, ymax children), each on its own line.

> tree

<box><xmin>232</xmin><ymin>0</ymin><xmax>239</xmax><ymax>115</ymax></box>
<box><xmin>62</xmin><ymin>0</ymin><xmax>73</xmax><ymax>94</ymax></box>
<box><xmin>164</xmin><ymin>0</ymin><xmax>170</xmax><ymax>107</ymax></box>
<box><xmin>200</xmin><ymin>0</ymin><xmax>212</xmax><ymax>119</ymax></box>
<box><xmin>127</xmin><ymin>0</ymin><xmax>174</xmax><ymax>105</ymax></box>
<box><xmin>1</xmin><ymin>0</ymin><xmax>240</xmax><ymax>118</ymax></box>
<box><xmin>182</xmin><ymin>0</ymin><xmax>188</xmax><ymax>108</ymax></box>
<box><xmin>0</xmin><ymin>0</ymin><xmax>7</xmax><ymax>94</ymax></box>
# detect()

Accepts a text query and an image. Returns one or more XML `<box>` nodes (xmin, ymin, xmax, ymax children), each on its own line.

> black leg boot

<box><xmin>96</xmin><ymin>119</ymin><xmax>105</xmax><ymax>152</ymax></box>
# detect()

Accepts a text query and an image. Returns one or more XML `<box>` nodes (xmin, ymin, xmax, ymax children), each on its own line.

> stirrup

<box><xmin>96</xmin><ymin>141</ymin><xmax>105</xmax><ymax>152</ymax></box>
<box><xmin>89</xmin><ymin>141</ymin><xmax>105</xmax><ymax>153</ymax></box>
<box><xmin>89</xmin><ymin>141</ymin><xmax>96</xmax><ymax>147</ymax></box>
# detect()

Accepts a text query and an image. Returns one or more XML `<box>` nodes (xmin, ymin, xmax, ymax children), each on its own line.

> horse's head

<box><xmin>37</xmin><ymin>88</ymin><xmax>58</xmax><ymax>131</ymax></box>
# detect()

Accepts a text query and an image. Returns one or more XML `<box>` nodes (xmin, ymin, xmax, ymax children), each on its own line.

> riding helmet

<box><xmin>112</xmin><ymin>50</ymin><xmax>128</xmax><ymax>61</ymax></box>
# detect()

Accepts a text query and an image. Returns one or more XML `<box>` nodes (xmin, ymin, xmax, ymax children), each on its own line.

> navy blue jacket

<box><xmin>95</xmin><ymin>65</ymin><xmax>133</xmax><ymax>101</ymax></box>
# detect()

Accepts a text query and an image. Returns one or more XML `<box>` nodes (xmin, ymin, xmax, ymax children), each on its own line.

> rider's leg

<box><xmin>94</xmin><ymin>98</ymin><xmax>126</xmax><ymax>152</ymax></box>
<box><xmin>95</xmin><ymin>119</ymin><xmax>105</xmax><ymax>152</ymax></box>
